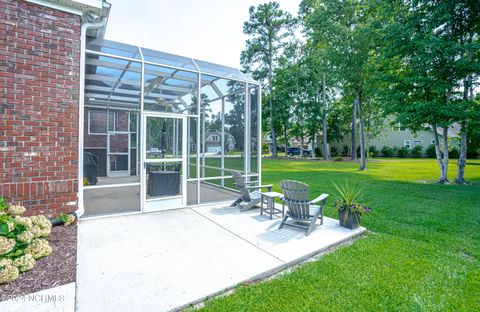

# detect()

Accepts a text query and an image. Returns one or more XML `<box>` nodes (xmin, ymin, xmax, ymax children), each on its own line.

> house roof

<box><xmin>436</xmin><ymin>124</ymin><xmax>461</xmax><ymax>138</ymax></box>
<box><xmin>26</xmin><ymin>0</ymin><xmax>111</xmax><ymax>38</ymax></box>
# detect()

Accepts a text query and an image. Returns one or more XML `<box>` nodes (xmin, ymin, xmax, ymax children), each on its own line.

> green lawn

<box><xmin>198</xmin><ymin>158</ymin><xmax>480</xmax><ymax>311</ymax></box>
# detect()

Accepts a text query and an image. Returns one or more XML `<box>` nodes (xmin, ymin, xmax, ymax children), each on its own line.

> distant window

<box><xmin>413</xmin><ymin>140</ymin><xmax>423</xmax><ymax>144</ymax></box>
<box><xmin>394</xmin><ymin>123</ymin><xmax>406</xmax><ymax>131</ymax></box>
<box><xmin>211</xmin><ymin>135</ymin><xmax>219</xmax><ymax>142</ymax></box>
<box><xmin>431</xmin><ymin>139</ymin><xmax>435</xmax><ymax>144</ymax></box>
<box><xmin>404</xmin><ymin>140</ymin><xmax>412</xmax><ymax>149</ymax></box>
<box><xmin>89</xmin><ymin>111</ymin><xmax>115</xmax><ymax>134</ymax></box>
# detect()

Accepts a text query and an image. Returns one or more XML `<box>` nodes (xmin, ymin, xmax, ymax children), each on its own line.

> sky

<box><xmin>105</xmin><ymin>0</ymin><xmax>302</xmax><ymax>69</ymax></box>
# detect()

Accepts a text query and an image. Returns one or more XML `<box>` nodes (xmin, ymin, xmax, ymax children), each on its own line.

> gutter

<box><xmin>76</xmin><ymin>16</ymin><xmax>108</xmax><ymax>218</ymax></box>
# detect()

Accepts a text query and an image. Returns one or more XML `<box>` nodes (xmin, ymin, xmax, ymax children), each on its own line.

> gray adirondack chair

<box><xmin>279</xmin><ymin>180</ymin><xmax>329</xmax><ymax>236</ymax></box>
<box><xmin>231</xmin><ymin>170</ymin><xmax>273</xmax><ymax>211</ymax></box>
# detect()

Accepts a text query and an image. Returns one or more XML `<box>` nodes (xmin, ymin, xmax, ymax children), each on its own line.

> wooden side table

<box><xmin>260</xmin><ymin>191</ymin><xmax>284</xmax><ymax>219</ymax></box>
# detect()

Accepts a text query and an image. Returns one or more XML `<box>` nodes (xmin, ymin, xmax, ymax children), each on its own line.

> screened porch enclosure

<box><xmin>82</xmin><ymin>38</ymin><xmax>261</xmax><ymax>217</ymax></box>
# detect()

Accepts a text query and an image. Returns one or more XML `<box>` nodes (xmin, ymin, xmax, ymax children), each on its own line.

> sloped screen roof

<box><xmin>85</xmin><ymin>38</ymin><xmax>257</xmax><ymax>111</ymax></box>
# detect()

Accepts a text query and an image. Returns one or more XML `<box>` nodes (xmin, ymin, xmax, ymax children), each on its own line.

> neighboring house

<box><xmin>329</xmin><ymin>122</ymin><xmax>460</xmax><ymax>155</ymax></box>
<box><xmin>204</xmin><ymin>131</ymin><xmax>236</xmax><ymax>153</ymax></box>
<box><xmin>263</xmin><ymin>134</ymin><xmax>313</xmax><ymax>151</ymax></box>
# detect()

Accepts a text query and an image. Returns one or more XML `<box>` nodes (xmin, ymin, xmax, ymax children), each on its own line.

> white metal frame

<box><xmin>79</xmin><ymin>38</ymin><xmax>262</xmax><ymax>218</ymax></box>
<box><xmin>142</xmin><ymin>113</ymin><xmax>188</xmax><ymax>212</ymax></box>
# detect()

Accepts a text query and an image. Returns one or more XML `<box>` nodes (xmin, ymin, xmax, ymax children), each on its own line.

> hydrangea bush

<box><xmin>0</xmin><ymin>197</ymin><xmax>52</xmax><ymax>284</ymax></box>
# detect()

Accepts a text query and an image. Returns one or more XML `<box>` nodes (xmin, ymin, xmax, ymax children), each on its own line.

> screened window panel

<box><xmin>143</xmin><ymin>64</ymin><xmax>197</xmax><ymax>114</ymax></box>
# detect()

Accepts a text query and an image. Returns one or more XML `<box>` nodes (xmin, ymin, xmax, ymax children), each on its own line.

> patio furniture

<box><xmin>231</xmin><ymin>170</ymin><xmax>273</xmax><ymax>211</ymax></box>
<box><xmin>260</xmin><ymin>191</ymin><xmax>284</xmax><ymax>219</ymax></box>
<box><xmin>83</xmin><ymin>152</ymin><xmax>99</xmax><ymax>185</ymax></box>
<box><xmin>279</xmin><ymin>180</ymin><xmax>329</xmax><ymax>236</ymax></box>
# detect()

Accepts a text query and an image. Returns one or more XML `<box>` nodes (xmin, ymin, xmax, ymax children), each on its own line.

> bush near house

<box><xmin>449</xmin><ymin>147</ymin><xmax>460</xmax><ymax>159</ymax></box>
<box><xmin>369</xmin><ymin>146</ymin><xmax>379</xmax><ymax>157</ymax></box>
<box><xmin>425</xmin><ymin>144</ymin><xmax>461</xmax><ymax>159</ymax></box>
<box><xmin>0</xmin><ymin>198</ymin><xmax>52</xmax><ymax>284</ymax></box>
<box><xmin>341</xmin><ymin>145</ymin><xmax>349</xmax><ymax>157</ymax></box>
<box><xmin>381</xmin><ymin>146</ymin><xmax>394</xmax><ymax>157</ymax></box>
<box><xmin>411</xmin><ymin>145</ymin><xmax>423</xmax><ymax>158</ymax></box>
<box><xmin>331</xmin><ymin>146</ymin><xmax>339</xmax><ymax>157</ymax></box>
<box><xmin>397</xmin><ymin>147</ymin><xmax>409</xmax><ymax>158</ymax></box>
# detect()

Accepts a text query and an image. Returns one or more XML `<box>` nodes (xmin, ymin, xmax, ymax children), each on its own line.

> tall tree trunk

<box><xmin>432</xmin><ymin>124</ymin><xmax>447</xmax><ymax>183</ymax></box>
<box><xmin>300</xmin><ymin>127</ymin><xmax>304</xmax><ymax>158</ymax></box>
<box><xmin>284</xmin><ymin>123</ymin><xmax>288</xmax><ymax>157</ymax></box>
<box><xmin>268</xmin><ymin>64</ymin><xmax>277</xmax><ymax>158</ymax></box>
<box><xmin>456</xmin><ymin>122</ymin><xmax>467</xmax><ymax>184</ymax></box>
<box><xmin>456</xmin><ymin>47</ymin><xmax>473</xmax><ymax>184</ymax></box>
<box><xmin>442</xmin><ymin>127</ymin><xmax>449</xmax><ymax>182</ymax></box>
<box><xmin>357</xmin><ymin>90</ymin><xmax>366</xmax><ymax>171</ymax></box>
<box><xmin>311</xmin><ymin>132</ymin><xmax>316</xmax><ymax>158</ymax></box>
<box><xmin>322</xmin><ymin>73</ymin><xmax>329</xmax><ymax>160</ymax></box>
<box><xmin>351</xmin><ymin>97</ymin><xmax>357</xmax><ymax>160</ymax></box>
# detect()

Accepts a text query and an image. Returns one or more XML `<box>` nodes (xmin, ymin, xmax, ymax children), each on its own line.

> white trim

<box><xmin>25</xmin><ymin>0</ymin><xmax>83</xmax><ymax>15</ymax></box>
<box><xmin>78</xmin><ymin>17</ymin><xmax>108</xmax><ymax>219</ymax></box>
<box><xmin>257</xmin><ymin>85</ymin><xmax>262</xmax><ymax>186</ymax></box>
<box><xmin>84</xmin><ymin>182</ymin><xmax>141</xmax><ymax>190</ymax></box>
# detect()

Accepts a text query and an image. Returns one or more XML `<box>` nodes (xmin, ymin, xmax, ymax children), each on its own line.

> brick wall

<box><xmin>0</xmin><ymin>0</ymin><xmax>81</xmax><ymax>216</ymax></box>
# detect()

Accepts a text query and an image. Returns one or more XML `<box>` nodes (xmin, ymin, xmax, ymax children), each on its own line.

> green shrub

<box><xmin>314</xmin><ymin>147</ymin><xmax>322</xmax><ymax>158</ymax></box>
<box><xmin>398</xmin><ymin>147</ymin><xmax>409</xmax><ymax>158</ymax></box>
<box><xmin>381</xmin><ymin>146</ymin><xmax>394</xmax><ymax>157</ymax></box>
<box><xmin>262</xmin><ymin>144</ymin><xmax>270</xmax><ymax>154</ymax></box>
<box><xmin>331</xmin><ymin>146</ymin><xmax>339</xmax><ymax>157</ymax></box>
<box><xmin>369</xmin><ymin>146</ymin><xmax>379</xmax><ymax>157</ymax></box>
<box><xmin>411</xmin><ymin>145</ymin><xmax>423</xmax><ymax>158</ymax></box>
<box><xmin>0</xmin><ymin>197</ymin><xmax>52</xmax><ymax>284</ymax></box>
<box><xmin>449</xmin><ymin>147</ymin><xmax>460</xmax><ymax>159</ymax></box>
<box><xmin>341</xmin><ymin>145</ymin><xmax>349</xmax><ymax>157</ymax></box>
<box><xmin>425</xmin><ymin>144</ymin><xmax>436</xmax><ymax>158</ymax></box>
<box><xmin>391</xmin><ymin>146</ymin><xmax>399</xmax><ymax>157</ymax></box>
<box><xmin>467</xmin><ymin>147</ymin><xmax>479</xmax><ymax>159</ymax></box>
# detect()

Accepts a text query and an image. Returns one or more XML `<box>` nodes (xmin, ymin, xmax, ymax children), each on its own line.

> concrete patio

<box><xmin>76</xmin><ymin>204</ymin><xmax>365</xmax><ymax>312</ymax></box>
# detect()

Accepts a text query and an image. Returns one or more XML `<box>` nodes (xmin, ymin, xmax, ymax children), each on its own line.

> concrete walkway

<box><xmin>76</xmin><ymin>205</ymin><xmax>365</xmax><ymax>312</ymax></box>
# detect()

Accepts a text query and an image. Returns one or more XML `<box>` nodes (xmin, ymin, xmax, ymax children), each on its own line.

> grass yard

<box><xmin>198</xmin><ymin>158</ymin><xmax>480</xmax><ymax>311</ymax></box>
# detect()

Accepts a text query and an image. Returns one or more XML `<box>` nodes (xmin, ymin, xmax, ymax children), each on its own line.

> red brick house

<box><xmin>1</xmin><ymin>0</ymin><xmax>110</xmax><ymax>216</ymax></box>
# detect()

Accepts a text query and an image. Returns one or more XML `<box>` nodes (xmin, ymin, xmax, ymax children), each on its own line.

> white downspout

<box><xmin>76</xmin><ymin>17</ymin><xmax>107</xmax><ymax>218</ymax></box>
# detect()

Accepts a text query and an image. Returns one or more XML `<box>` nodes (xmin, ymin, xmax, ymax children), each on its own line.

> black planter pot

<box><xmin>338</xmin><ymin>210</ymin><xmax>361</xmax><ymax>230</ymax></box>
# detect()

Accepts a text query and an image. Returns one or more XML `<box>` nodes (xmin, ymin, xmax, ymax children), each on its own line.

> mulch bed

<box><xmin>0</xmin><ymin>223</ymin><xmax>77</xmax><ymax>299</ymax></box>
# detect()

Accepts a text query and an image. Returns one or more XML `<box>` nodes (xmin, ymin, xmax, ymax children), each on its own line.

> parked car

<box><xmin>147</xmin><ymin>148</ymin><xmax>162</xmax><ymax>157</ymax></box>
<box><xmin>287</xmin><ymin>147</ymin><xmax>312</xmax><ymax>157</ymax></box>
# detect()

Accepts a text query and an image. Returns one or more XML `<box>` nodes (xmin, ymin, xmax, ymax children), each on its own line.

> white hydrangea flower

<box><xmin>12</xmin><ymin>254</ymin><xmax>36</xmax><ymax>272</ymax></box>
<box><xmin>14</xmin><ymin>216</ymin><xmax>33</xmax><ymax>228</ymax></box>
<box><xmin>7</xmin><ymin>221</ymin><xmax>15</xmax><ymax>232</ymax></box>
<box><xmin>17</xmin><ymin>230</ymin><xmax>35</xmax><ymax>244</ymax></box>
<box><xmin>0</xmin><ymin>236</ymin><xmax>16</xmax><ymax>256</ymax></box>
<box><xmin>25</xmin><ymin>238</ymin><xmax>52</xmax><ymax>259</ymax></box>
<box><xmin>64</xmin><ymin>214</ymin><xmax>76</xmax><ymax>227</ymax></box>
<box><xmin>30</xmin><ymin>215</ymin><xmax>52</xmax><ymax>237</ymax></box>
<box><xmin>0</xmin><ymin>258</ymin><xmax>19</xmax><ymax>284</ymax></box>
<box><xmin>8</xmin><ymin>204</ymin><xmax>26</xmax><ymax>216</ymax></box>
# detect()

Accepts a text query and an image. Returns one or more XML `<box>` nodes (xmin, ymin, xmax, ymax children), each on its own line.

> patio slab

<box><xmin>76</xmin><ymin>205</ymin><xmax>365</xmax><ymax>312</ymax></box>
<box><xmin>192</xmin><ymin>204</ymin><xmax>365</xmax><ymax>264</ymax></box>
